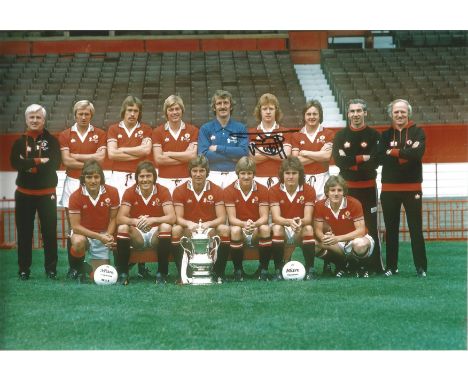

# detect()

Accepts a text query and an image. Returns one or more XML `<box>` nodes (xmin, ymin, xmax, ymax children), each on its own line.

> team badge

<box><xmin>252</xmin><ymin>196</ymin><xmax>258</xmax><ymax>203</ymax></box>
<box><xmin>342</xmin><ymin>211</ymin><xmax>351</xmax><ymax>219</ymax></box>
<box><xmin>298</xmin><ymin>195</ymin><xmax>304</xmax><ymax>204</ymax></box>
<box><xmin>344</xmin><ymin>141</ymin><xmax>351</xmax><ymax>148</ymax></box>
<box><xmin>184</xmin><ymin>133</ymin><xmax>190</xmax><ymax>140</ymax></box>
<box><xmin>406</xmin><ymin>139</ymin><xmax>413</xmax><ymax>145</ymax></box>
<box><xmin>361</xmin><ymin>141</ymin><xmax>368</xmax><ymax>148</ymax></box>
<box><xmin>227</xmin><ymin>136</ymin><xmax>238</xmax><ymax>144</ymax></box>
<box><xmin>26</xmin><ymin>146</ymin><xmax>31</xmax><ymax>152</ymax></box>
<box><xmin>415</xmin><ymin>194</ymin><xmax>421</xmax><ymax>199</ymax></box>
<box><xmin>207</xmin><ymin>195</ymin><xmax>213</xmax><ymax>201</ymax></box>
<box><xmin>51</xmin><ymin>195</ymin><xmax>55</xmax><ymax>200</ymax></box>
<box><xmin>300</xmin><ymin>140</ymin><xmax>305</xmax><ymax>145</ymax></box>
<box><xmin>390</xmin><ymin>140</ymin><xmax>397</xmax><ymax>147</ymax></box>
<box><xmin>135</xmin><ymin>130</ymin><xmax>143</xmax><ymax>138</ymax></box>
<box><xmin>211</xmin><ymin>135</ymin><xmax>216</xmax><ymax>141</ymax></box>
<box><xmin>39</xmin><ymin>140</ymin><xmax>49</xmax><ymax>151</ymax></box>
<box><xmin>118</xmin><ymin>134</ymin><xmax>123</xmax><ymax>139</ymax></box>
<box><xmin>89</xmin><ymin>134</ymin><xmax>99</xmax><ymax>143</ymax></box>
<box><xmin>318</xmin><ymin>135</ymin><xmax>325</xmax><ymax>143</ymax></box>
<box><xmin>70</xmin><ymin>138</ymin><xmax>76</xmax><ymax>143</ymax></box>
<box><xmin>83</xmin><ymin>204</ymin><xmax>88</xmax><ymax>209</ymax></box>
<box><xmin>164</xmin><ymin>137</ymin><xmax>170</xmax><ymax>142</ymax></box>
<box><xmin>412</xmin><ymin>141</ymin><xmax>420</xmax><ymax>148</ymax></box>
<box><xmin>187</xmin><ymin>199</ymin><xmax>192</xmax><ymax>204</ymax></box>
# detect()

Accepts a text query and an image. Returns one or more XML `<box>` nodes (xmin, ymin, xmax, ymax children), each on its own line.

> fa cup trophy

<box><xmin>180</xmin><ymin>220</ymin><xmax>221</xmax><ymax>285</ymax></box>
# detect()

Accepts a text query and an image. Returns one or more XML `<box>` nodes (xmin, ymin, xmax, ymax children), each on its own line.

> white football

<box><xmin>94</xmin><ymin>264</ymin><xmax>118</xmax><ymax>285</ymax></box>
<box><xmin>282</xmin><ymin>261</ymin><xmax>306</xmax><ymax>281</ymax></box>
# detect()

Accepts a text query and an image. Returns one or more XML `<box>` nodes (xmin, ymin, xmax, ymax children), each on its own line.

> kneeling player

<box><xmin>269</xmin><ymin>157</ymin><xmax>317</xmax><ymax>281</ymax></box>
<box><xmin>172</xmin><ymin>155</ymin><xmax>230</xmax><ymax>283</ymax></box>
<box><xmin>313</xmin><ymin>175</ymin><xmax>374</xmax><ymax>278</ymax></box>
<box><xmin>116</xmin><ymin>161</ymin><xmax>175</xmax><ymax>285</ymax></box>
<box><xmin>68</xmin><ymin>160</ymin><xmax>120</xmax><ymax>281</ymax></box>
<box><xmin>224</xmin><ymin>157</ymin><xmax>270</xmax><ymax>281</ymax></box>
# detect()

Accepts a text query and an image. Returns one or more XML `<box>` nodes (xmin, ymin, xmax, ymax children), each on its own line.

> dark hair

<box><xmin>135</xmin><ymin>160</ymin><xmax>157</xmax><ymax>183</ymax></box>
<box><xmin>324</xmin><ymin>175</ymin><xmax>348</xmax><ymax>196</ymax></box>
<box><xmin>188</xmin><ymin>155</ymin><xmax>210</xmax><ymax>176</ymax></box>
<box><xmin>80</xmin><ymin>159</ymin><xmax>105</xmax><ymax>186</ymax></box>
<box><xmin>302</xmin><ymin>99</ymin><xmax>323</xmax><ymax>124</ymax></box>
<box><xmin>120</xmin><ymin>95</ymin><xmax>143</xmax><ymax>122</ymax></box>
<box><xmin>278</xmin><ymin>157</ymin><xmax>305</xmax><ymax>186</ymax></box>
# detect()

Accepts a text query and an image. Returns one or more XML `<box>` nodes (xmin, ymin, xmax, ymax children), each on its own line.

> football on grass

<box><xmin>94</xmin><ymin>264</ymin><xmax>118</xmax><ymax>285</ymax></box>
<box><xmin>282</xmin><ymin>261</ymin><xmax>306</xmax><ymax>280</ymax></box>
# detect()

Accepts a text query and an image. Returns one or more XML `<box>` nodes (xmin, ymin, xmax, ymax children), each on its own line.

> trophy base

<box><xmin>189</xmin><ymin>270</ymin><xmax>214</xmax><ymax>285</ymax></box>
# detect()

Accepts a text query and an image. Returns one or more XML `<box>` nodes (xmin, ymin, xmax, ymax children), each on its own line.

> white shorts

<box><xmin>87</xmin><ymin>237</ymin><xmax>111</xmax><ymax>260</ymax></box>
<box><xmin>135</xmin><ymin>226</ymin><xmax>159</xmax><ymax>248</ymax></box>
<box><xmin>341</xmin><ymin>234</ymin><xmax>375</xmax><ymax>258</ymax></box>
<box><xmin>305</xmin><ymin>171</ymin><xmax>329</xmax><ymax>201</ymax></box>
<box><xmin>207</xmin><ymin>171</ymin><xmax>237</xmax><ymax>189</ymax></box>
<box><xmin>157</xmin><ymin>177</ymin><xmax>189</xmax><ymax>194</ymax></box>
<box><xmin>254</xmin><ymin>176</ymin><xmax>279</xmax><ymax>189</ymax></box>
<box><xmin>108</xmin><ymin>171</ymin><xmax>137</xmax><ymax>199</ymax></box>
<box><xmin>59</xmin><ymin>176</ymin><xmax>81</xmax><ymax>208</ymax></box>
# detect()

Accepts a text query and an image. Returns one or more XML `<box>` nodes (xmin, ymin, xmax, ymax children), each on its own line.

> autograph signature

<box><xmin>230</xmin><ymin>130</ymin><xmax>299</xmax><ymax>159</ymax></box>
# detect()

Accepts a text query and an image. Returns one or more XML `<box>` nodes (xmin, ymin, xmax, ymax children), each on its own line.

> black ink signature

<box><xmin>230</xmin><ymin>130</ymin><xmax>300</xmax><ymax>159</ymax></box>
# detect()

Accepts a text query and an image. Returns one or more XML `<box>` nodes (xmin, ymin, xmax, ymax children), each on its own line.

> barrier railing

<box><xmin>1</xmin><ymin>198</ymin><xmax>467</xmax><ymax>249</ymax></box>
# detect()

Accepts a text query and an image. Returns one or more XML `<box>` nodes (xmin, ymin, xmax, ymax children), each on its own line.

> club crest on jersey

<box><xmin>89</xmin><ymin>134</ymin><xmax>99</xmax><ymax>143</ymax></box>
<box><xmin>406</xmin><ymin>139</ymin><xmax>413</xmax><ymax>146</ymax></box>
<box><xmin>207</xmin><ymin>195</ymin><xmax>213</xmax><ymax>201</ymax></box>
<box><xmin>164</xmin><ymin>137</ymin><xmax>170</xmax><ymax>142</ymax></box>
<box><xmin>252</xmin><ymin>196</ymin><xmax>258</xmax><ymax>203</ymax></box>
<box><xmin>344</xmin><ymin>141</ymin><xmax>351</xmax><ymax>148</ymax></box>
<box><xmin>184</xmin><ymin>133</ymin><xmax>191</xmax><ymax>140</ymax></box>
<box><xmin>390</xmin><ymin>140</ymin><xmax>397</xmax><ymax>147</ymax></box>
<box><xmin>187</xmin><ymin>199</ymin><xmax>193</xmax><ymax>204</ymax></box>
<box><xmin>26</xmin><ymin>146</ymin><xmax>32</xmax><ymax>152</ymax></box>
<box><xmin>300</xmin><ymin>140</ymin><xmax>305</xmax><ymax>145</ymax></box>
<box><xmin>135</xmin><ymin>130</ymin><xmax>144</xmax><ymax>138</ymax></box>
<box><xmin>297</xmin><ymin>195</ymin><xmax>305</xmax><ymax>204</ymax></box>
<box><xmin>342</xmin><ymin>211</ymin><xmax>351</xmax><ymax>219</ymax></box>
<box><xmin>118</xmin><ymin>134</ymin><xmax>123</xmax><ymax>139</ymax></box>
<box><xmin>318</xmin><ymin>135</ymin><xmax>325</xmax><ymax>143</ymax></box>
<box><xmin>83</xmin><ymin>204</ymin><xmax>88</xmax><ymax>209</ymax></box>
<box><xmin>210</xmin><ymin>135</ymin><xmax>216</xmax><ymax>141</ymax></box>
<box><xmin>70</xmin><ymin>138</ymin><xmax>76</xmax><ymax>143</ymax></box>
<box><xmin>227</xmin><ymin>136</ymin><xmax>238</xmax><ymax>144</ymax></box>
<box><xmin>361</xmin><ymin>141</ymin><xmax>368</xmax><ymax>148</ymax></box>
<box><xmin>39</xmin><ymin>140</ymin><xmax>49</xmax><ymax>151</ymax></box>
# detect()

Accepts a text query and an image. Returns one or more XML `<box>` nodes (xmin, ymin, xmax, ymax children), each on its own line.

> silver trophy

<box><xmin>180</xmin><ymin>220</ymin><xmax>221</xmax><ymax>285</ymax></box>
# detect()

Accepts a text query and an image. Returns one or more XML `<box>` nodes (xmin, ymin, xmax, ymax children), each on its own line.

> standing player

<box><xmin>313</xmin><ymin>175</ymin><xmax>375</xmax><ymax>278</ymax></box>
<box><xmin>378</xmin><ymin>99</ymin><xmax>427</xmax><ymax>277</ymax></box>
<box><xmin>224</xmin><ymin>157</ymin><xmax>271</xmax><ymax>281</ymax></box>
<box><xmin>115</xmin><ymin>161</ymin><xmax>175</xmax><ymax>285</ymax></box>
<box><xmin>249</xmin><ymin>93</ymin><xmax>292</xmax><ymax>188</ymax></box>
<box><xmin>58</xmin><ymin>100</ymin><xmax>107</xmax><ymax>278</ymax></box>
<box><xmin>332</xmin><ymin>99</ymin><xmax>384</xmax><ymax>275</ymax></box>
<box><xmin>198</xmin><ymin>90</ymin><xmax>248</xmax><ymax>188</ymax></box>
<box><xmin>153</xmin><ymin>95</ymin><xmax>199</xmax><ymax>194</ymax></box>
<box><xmin>291</xmin><ymin>100</ymin><xmax>334</xmax><ymax>200</ymax></box>
<box><xmin>107</xmin><ymin>95</ymin><xmax>153</xmax><ymax>278</ymax></box>
<box><xmin>268</xmin><ymin>157</ymin><xmax>317</xmax><ymax>281</ymax></box>
<box><xmin>68</xmin><ymin>160</ymin><xmax>120</xmax><ymax>281</ymax></box>
<box><xmin>172</xmin><ymin>155</ymin><xmax>231</xmax><ymax>283</ymax></box>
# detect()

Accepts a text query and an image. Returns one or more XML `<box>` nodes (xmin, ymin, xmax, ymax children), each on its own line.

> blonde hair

<box><xmin>163</xmin><ymin>95</ymin><xmax>185</xmax><ymax>119</ymax></box>
<box><xmin>253</xmin><ymin>93</ymin><xmax>283</xmax><ymax>123</ymax></box>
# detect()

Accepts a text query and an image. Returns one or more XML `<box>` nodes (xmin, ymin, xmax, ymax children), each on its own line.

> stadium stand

<box><xmin>321</xmin><ymin>47</ymin><xmax>468</xmax><ymax>125</ymax></box>
<box><xmin>0</xmin><ymin>50</ymin><xmax>306</xmax><ymax>132</ymax></box>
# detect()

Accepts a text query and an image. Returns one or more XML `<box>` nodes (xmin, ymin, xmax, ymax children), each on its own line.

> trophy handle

<box><xmin>180</xmin><ymin>236</ymin><xmax>192</xmax><ymax>284</ymax></box>
<box><xmin>210</xmin><ymin>235</ymin><xmax>221</xmax><ymax>262</ymax></box>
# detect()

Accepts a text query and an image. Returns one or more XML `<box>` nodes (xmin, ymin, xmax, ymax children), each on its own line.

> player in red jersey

<box><xmin>269</xmin><ymin>157</ymin><xmax>317</xmax><ymax>281</ymax></box>
<box><xmin>248</xmin><ymin>93</ymin><xmax>292</xmax><ymax>188</ymax></box>
<box><xmin>291</xmin><ymin>100</ymin><xmax>334</xmax><ymax>201</ymax></box>
<box><xmin>115</xmin><ymin>161</ymin><xmax>175</xmax><ymax>285</ymax></box>
<box><xmin>313</xmin><ymin>175</ymin><xmax>375</xmax><ymax>278</ymax></box>
<box><xmin>172</xmin><ymin>155</ymin><xmax>230</xmax><ymax>283</ymax></box>
<box><xmin>224</xmin><ymin>157</ymin><xmax>270</xmax><ymax>281</ymax></box>
<box><xmin>68</xmin><ymin>160</ymin><xmax>120</xmax><ymax>281</ymax></box>
<box><xmin>153</xmin><ymin>95</ymin><xmax>199</xmax><ymax>194</ymax></box>
<box><xmin>107</xmin><ymin>95</ymin><xmax>153</xmax><ymax>278</ymax></box>
<box><xmin>59</xmin><ymin>100</ymin><xmax>107</xmax><ymax>278</ymax></box>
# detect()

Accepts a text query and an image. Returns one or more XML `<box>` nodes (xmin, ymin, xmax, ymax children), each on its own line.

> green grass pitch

<box><xmin>0</xmin><ymin>242</ymin><xmax>466</xmax><ymax>350</ymax></box>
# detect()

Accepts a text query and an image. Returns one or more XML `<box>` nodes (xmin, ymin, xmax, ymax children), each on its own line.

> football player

<box><xmin>224</xmin><ymin>156</ymin><xmax>271</xmax><ymax>281</ymax></box>
<box><xmin>248</xmin><ymin>93</ymin><xmax>292</xmax><ymax>188</ymax></box>
<box><xmin>107</xmin><ymin>95</ymin><xmax>153</xmax><ymax>279</ymax></box>
<box><xmin>313</xmin><ymin>175</ymin><xmax>375</xmax><ymax>278</ymax></box>
<box><xmin>115</xmin><ymin>161</ymin><xmax>175</xmax><ymax>285</ymax></box>
<box><xmin>268</xmin><ymin>157</ymin><xmax>317</xmax><ymax>281</ymax></box>
<box><xmin>172</xmin><ymin>155</ymin><xmax>230</xmax><ymax>283</ymax></box>
<box><xmin>153</xmin><ymin>95</ymin><xmax>199</xmax><ymax>194</ymax></box>
<box><xmin>68</xmin><ymin>160</ymin><xmax>120</xmax><ymax>281</ymax></box>
<box><xmin>58</xmin><ymin>100</ymin><xmax>107</xmax><ymax>279</ymax></box>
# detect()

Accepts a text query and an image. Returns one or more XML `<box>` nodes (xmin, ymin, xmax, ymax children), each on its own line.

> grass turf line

<box><xmin>0</xmin><ymin>242</ymin><xmax>466</xmax><ymax>350</ymax></box>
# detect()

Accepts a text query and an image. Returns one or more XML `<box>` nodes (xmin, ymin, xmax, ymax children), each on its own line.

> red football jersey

<box><xmin>173</xmin><ymin>180</ymin><xmax>224</xmax><ymax>223</ymax></box>
<box><xmin>291</xmin><ymin>126</ymin><xmax>334</xmax><ymax>174</ymax></box>
<box><xmin>59</xmin><ymin>125</ymin><xmax>107</xmax><ymax>179</ymax></box>
<box><xmin>152</xmin><ymin>122</ymin><xmax>199</xmax><ymax>178</ymax></box>
<box><xmin>224</xmin><ymin>180</ymin><xmax>269</xmax><ymax>221</ymax></box>
<box><xmin>248</xmin><ymin>124</ymin><xmax>293</xmax><ymax>177</ymax></box>
<box><xmin>313</xmin><ymin>196</ymin><xmax>366</xmax><ymax>236</ymax></box>
<box><xmin>69</xmin><ymin>184</ymin><xmax>120</xmax><ymax>233</ymax></box>
<box><xmin>107</xmin><ymin>122</ymin><xmax>152</xmax><ymax>172</ymax></box>
<box><xmin>121</xmin><ymin>183</ymin><xmax>172</xmax><ymax>227</ymax></box>
<box><xmin>269</xmin><ymin>183</ymin><xmax>316</xmax><ymax>219</ymax></box>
